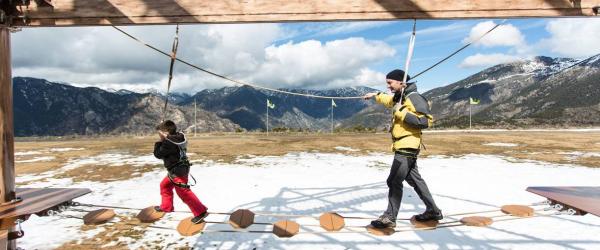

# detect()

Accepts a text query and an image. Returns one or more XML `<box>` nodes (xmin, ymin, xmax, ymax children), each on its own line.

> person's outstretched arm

<box><xmin>364</xmin><ymin>92</ymin><xmax>394</xmax><ymax>108</ymax></box>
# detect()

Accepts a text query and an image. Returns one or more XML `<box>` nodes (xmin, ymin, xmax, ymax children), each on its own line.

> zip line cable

<box><xmin>112</xmin><ymin>26</ymin><xmax>361</xmax><ymax>100</ymax></box>
<box><xmin>161</xmin><ymin>24</ymin><xmax>180</xmax><ymax>121</ymax></box>
<box><xmin>111</xmin><ymin>21</ymin><xmax>505</xmax><ymax>99</ymax></box>
<box><xmin>411</xmin><ymin>19</ymin><xmax>507</xmax><ymax>80</ymax></box>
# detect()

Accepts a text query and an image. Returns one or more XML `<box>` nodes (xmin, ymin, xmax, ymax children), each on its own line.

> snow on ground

<box><xmin>18</xmin><ymin>153</ymin><xmax>600</xmax><ymax>250</ymax></box>
<box><xmin>15</xmin><ymin>156</ymin><xmax>56</xmax><ymax>163</ymax></box>
<box><xmin>483</xmin><ymin>142</ymin><xmax>519</xmax><ymax>147</ymax></box>
<box><xmin>559</xmin><ymin>151</ymin><xmax>600</xmax><ymax>160</ymax></box>
<box><xmin>15</xmin><ymin>151</ymin><xmax>44</xmax><ymax>156</ymax></box>
<box><xmin>49</xmin><ymin>147</ymin><xmax>85</xmax><ymax>152</ymax></box>
<box><xmin>16</xmin><ymin>153</ymin><xmax>161</xmax><ymax>183</ymax></box>
<box><xmin>334</xmin><ymin>146</ymin><xmax>360</xmax><ymax>152</ymax></box>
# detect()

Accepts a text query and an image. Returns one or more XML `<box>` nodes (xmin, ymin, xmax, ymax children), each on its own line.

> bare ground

<box><xmin>15</xmin><ymin>131</ymin><xmax>600</xmax><ymax>180</ymax></box>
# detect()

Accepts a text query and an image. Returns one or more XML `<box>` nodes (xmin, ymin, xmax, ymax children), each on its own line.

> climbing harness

<box><xmin>164</xmin><ymin>136</ymin><xmax>197</xmax><ymax>189</ymax></box>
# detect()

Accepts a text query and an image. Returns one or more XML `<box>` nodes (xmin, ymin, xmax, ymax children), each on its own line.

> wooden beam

<box><xmin>0</xmin><ymin>27</ymin><xmax>15</xmax><ymax>250</ymax></box>
<box><xmin>10</xmin><ymin>0</ymin><xmax>600</xmax><ymax>27</ymax></box>
<box><xmin>0</xmin><ymin>230</ymin><xmax>6</xmax><ymax>250</ymax></box>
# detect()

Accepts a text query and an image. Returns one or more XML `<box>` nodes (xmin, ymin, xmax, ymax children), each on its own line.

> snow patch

<box><xmin>62</xmin><ymin>153</ymin><xmax>160</xmax><ymax>171</ymax></box>
<box><xmin>49</xmin><ymin>147</ymin><xmax>85</xmax><ymax>152</ymax></box>
<box><xmin>559</xmin><ymin>151</ymin><xmax>600</xmax><ymax>160</ymax></box>
<box><xmin>15</xmin><ymin>156</ymin><xmax>56</xmax><ymax>163</ymax></box>
<box><xmin>483</xmin><ymin>142</ymin><xmax>519</xmax><ymax>147</ymax></box>
<box><xmin>334</xmin><ymin>146</ymin><xmax>360</xmax><ymax>152</ymax></box>
<box><xmin>15</xmin><ymin>151</ymin><xmax>44</xmax><ymax>156</ymax></box>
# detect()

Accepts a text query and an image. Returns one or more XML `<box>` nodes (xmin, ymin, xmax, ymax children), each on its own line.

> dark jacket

<box><xmin>154</xmin><ymin>132</ymin><xmax>189</xmax><ymax>177</ymax></box>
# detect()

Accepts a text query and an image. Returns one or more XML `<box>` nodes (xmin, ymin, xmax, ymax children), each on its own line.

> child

<box><xmin>154</xmin><ymin>120</ymin><xmax>208</xmax><ymax>224</ymax></box>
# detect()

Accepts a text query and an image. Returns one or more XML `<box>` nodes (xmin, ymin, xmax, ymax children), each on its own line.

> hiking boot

<box><xmin>370</xmin><ymin>215</ymin><xmax>396</xmax><ymax>229</ymax></box>
<box><xmin>414</xmin><ymin>210</ymin><xmax>443</xmax><ymax>222</ymax></box>
<box><xmin>191</xmin><ymin>212</ymin><xmax>209</xmax><ymax>224</ymax></box>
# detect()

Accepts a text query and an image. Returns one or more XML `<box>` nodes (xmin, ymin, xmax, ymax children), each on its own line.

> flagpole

<box><xmin>266</xmin><ymin>100</ymin><xmax>269</xmax><ymax>136</ymax></box>
<box><xmin>331</xmin><ymin>100</ymin><xmax>334</xmax><ymax>134</ymax></box>
<box><xmin>469</xmin><ymin>102</ymin><xmax>472</xmax><ymax>130</ymax></box>
<box><xmin>194</xmin><ymin>98</ymin><xmax>197</xmax><ymax>137</ymax></box>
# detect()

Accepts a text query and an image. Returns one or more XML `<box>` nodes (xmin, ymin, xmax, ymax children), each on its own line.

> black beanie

<box><xmin>386</xmin><ymin>69</ymin><xmax>411</xmax><ymax>82</ymax></box>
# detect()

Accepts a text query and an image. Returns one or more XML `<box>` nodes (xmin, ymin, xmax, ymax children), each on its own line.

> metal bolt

<box><xmin>15</xmin><ymin>219</ymin><xmax>23</xmax><ymax>236</ymax></box>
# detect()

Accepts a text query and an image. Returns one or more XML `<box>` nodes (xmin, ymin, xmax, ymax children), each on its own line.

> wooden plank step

<box><xmin>527</xmin><ymin>186</ymin><xmax>600</xmax><ymax>217</ymax></box>
<box><xmin>0</xmin><ymin>188</ymin><xmax>91</xmax><ymax>221</ymax></box>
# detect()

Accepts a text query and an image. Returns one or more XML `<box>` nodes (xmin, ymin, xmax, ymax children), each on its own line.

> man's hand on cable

<box><xmin>363</xmin><ymin>92</ymin><xmax>379</xmax><ymax>100</ymax></box>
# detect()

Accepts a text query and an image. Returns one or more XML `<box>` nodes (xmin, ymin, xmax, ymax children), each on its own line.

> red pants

<box><xmin>159</xmin><ymin>175</ymin><xmax>207</xmax><ymax>217</ymax></box>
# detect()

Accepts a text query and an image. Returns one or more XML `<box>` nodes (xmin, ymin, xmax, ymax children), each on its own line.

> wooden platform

<box><xmin>527</xmin><ymin>186</ymin><xmax>600</xmax><ymax>217</ymax></box>
<box><xmin>0</xmin><ymin>188</ymin><xmax>91</xmax><ymax>221</ymax></box>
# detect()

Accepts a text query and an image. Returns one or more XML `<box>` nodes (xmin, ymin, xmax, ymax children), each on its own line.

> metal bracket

<box><xmin>7</xmin><ymin>219</ymin><xmax>25</xmax><ymax>240</ymax></box>
<box><xmin>0</xmin><ymin>197</ymin><xmax>23</xmax><ymax>207</ymax></box>
<box><xmin>547</xmin><ymin>199</ymin><xmax>587</xmax><ymax>216</ymax></box>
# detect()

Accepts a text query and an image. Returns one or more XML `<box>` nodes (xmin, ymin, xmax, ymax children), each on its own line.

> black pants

<box><xmin>384</xmin><ymin>153</ymin><xmax>439</xmax><ymax>220</ymax></box>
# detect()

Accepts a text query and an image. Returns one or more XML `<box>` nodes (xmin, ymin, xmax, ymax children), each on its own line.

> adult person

<box><xmin>363</xmin><ymin>69</ymin><xmax>442</xmax><ymax>228</ymax></box>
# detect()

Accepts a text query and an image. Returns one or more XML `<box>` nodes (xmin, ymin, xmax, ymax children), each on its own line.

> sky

<box><xmin>11</xmin><ymin>18</ymin><xmax>600</xmax><ymax>93</ymax></box>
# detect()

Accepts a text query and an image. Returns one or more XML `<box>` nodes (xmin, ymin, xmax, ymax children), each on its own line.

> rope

<box><xmin>111</xmin><ymin>26</ymin><xmax>363</xmax><ymax>100</ymax></box>
<box><xmin>398</xmin><ymin>19</ymin><xmax>417</xmax><ymax>105</ymax></box>
<box><xmin>411</xmin><ymin>19</ymin><xmax>507</xmax><ymax>80</ymax></box>
<box><xmin>161</xmin><ymin>24</ymin><xmax>180</xmax><ymax>121</ymax></box>
<box><xmin>56</xmin><ymin>210</ymin><xmax>557</xmax><ymax>236</ymax></box>
<box><xmin>71</xmin><ymin>202</ymin><xmax>545</xmax><ymax>222</ymax></box>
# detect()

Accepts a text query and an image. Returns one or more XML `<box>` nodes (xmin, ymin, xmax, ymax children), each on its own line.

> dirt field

<box><xmin>15</xmin><ymin>131</ymin><xmax>600</xmax><ymax>181</ymax></box>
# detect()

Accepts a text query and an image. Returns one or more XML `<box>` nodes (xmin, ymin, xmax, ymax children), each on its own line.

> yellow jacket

<box><xmin>374</xmin><ymin>83</ymin><xmax>433</xmax><ymax>151</ymax></box>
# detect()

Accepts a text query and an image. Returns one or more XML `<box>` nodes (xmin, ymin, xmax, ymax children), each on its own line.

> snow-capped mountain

<box><xmin>424</xmin><ymin>54</ymin><xmax>600</xmax><ymax>128</ymax></box>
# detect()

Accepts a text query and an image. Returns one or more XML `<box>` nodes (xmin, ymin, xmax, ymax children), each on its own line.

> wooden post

<box><xmin>0</xmin><ymin>26</ymin><xmax>16</xmax><ymax>250</ymax></box>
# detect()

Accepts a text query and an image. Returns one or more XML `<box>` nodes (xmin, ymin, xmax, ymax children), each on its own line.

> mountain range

<box><xmin>11</xmin><ymin>53</ymin><xmax>600</xmax><ymax>136</ymax></box>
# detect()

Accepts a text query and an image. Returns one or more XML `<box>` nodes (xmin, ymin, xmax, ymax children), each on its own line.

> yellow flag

<box><xmin>469</xmin><ymin>97</ymin><xmax>480</xmax><ymax>105</ymax></box>
<box><xmin>267</xmin><ymin>99</ymin><xmax>275</xmax><ymax>109</ymax></box>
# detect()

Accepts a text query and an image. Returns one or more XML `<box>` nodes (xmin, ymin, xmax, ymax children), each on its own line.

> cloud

<box><xmin>12</xmin><ymin>24</ymin><xmax>395</xmax><ymax>92</ymax></box>
<box><xmin>539</xmin><ymin>18</ymin><xmax>600</xmax><ymax>58</ymax></box>
<box><xmin>328</xmin><ymin>68</ymin><xmax>387</xmax><ymax>89</ymax></box>
<box><xmin>463</xmin><ymin>21</ymin><xmax>526</xmax><ymax>48</ymax></box>
<box><xmin>251</xmin><ymin>37</ymin><xmax>395</xmax><ymax>89</ymax></box>
<box><xmin>459</xmin><ymin>53</ymin><xmax>523</xmax><ymax>68</ymax></box>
